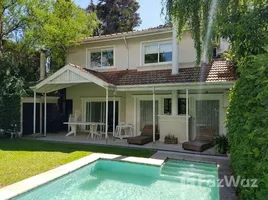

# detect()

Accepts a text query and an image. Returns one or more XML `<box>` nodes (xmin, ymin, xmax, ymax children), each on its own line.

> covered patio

<box><xmin>30</xmin><ymin>63</ymin><xmax>195</xmax><ymax>144</ymax></box>
<box><xmin>30</xmin><ymin>64</ymin><xmax>118</xmax><ymax>140</ymax></box>
<box><xmin>25</xmin><ymin>132</ymin><xmax>221</xmax><ymax>156</ymax></box>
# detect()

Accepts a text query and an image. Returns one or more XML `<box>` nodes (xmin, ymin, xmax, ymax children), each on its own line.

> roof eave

<box><xmin>81</xmin><ymin>28</ymin><xmax>173</xmax><ymax>44</ymax></box>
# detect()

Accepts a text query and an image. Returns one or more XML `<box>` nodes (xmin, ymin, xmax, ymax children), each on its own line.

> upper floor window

<box><xmin>143</xmin><ymin>41</ymin><xmax>172</xmax><ymax>64</ymax></box>
<box><xmin>88</xmin><ymin>48</ymin><xmax>114</xmax><ymax>68</ymax></box>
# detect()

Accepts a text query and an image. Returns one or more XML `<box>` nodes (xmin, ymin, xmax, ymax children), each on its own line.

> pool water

<box><xmin>14</xmin><ymin>159</ymin><xmax>219</xmax><ymax>200</ymax></box>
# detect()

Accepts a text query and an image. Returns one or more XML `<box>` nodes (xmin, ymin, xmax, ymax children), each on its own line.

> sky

<box><xmin>73</xmin><ymin>0</ymin><xmax>166</xmax><ymax>30</ymax></box>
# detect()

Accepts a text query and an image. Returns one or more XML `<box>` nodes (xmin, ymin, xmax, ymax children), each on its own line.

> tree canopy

<box><xmin>86</xmin><ymin>0</ymin><xmax>141</xmax><ymax>35</ymax></box>
<box><xmin>0</xmin><ymin>0</ymin><xmax>98</xmax><ymax>70</ymax></box>
<box><xmin>165</xmin><ymin>0</ymin><xmax>268</xmax><ymax>66</ymax></box>
<box><xmin>0</xmin><ymin>0</ymin><xmax>98</xmax><ymax>130</ymax></box>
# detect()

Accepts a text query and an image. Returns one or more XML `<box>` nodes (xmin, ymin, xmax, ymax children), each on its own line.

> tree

<box><xmin>0</xmin><ymin>0</ymin><xmax>29</xmax><ymax>53</ymax></box>
<box><xmin>217</xmin><ymin>1</ymin><xmax>268</xmax><ymax>70</ymax></box>
<box><xmin>86</xmin><ymin>0</ymin><xmax>141</xmax><ymax>35</ymax></box>
<box><xmin>0</xmin><ymin>56</ymin><xmax>25</xmax><ymax>130</ymax></box>
<box><xmin>24</xmin><ymin>0</ymin><xmax>98</xmax><ymax>71</ymax></box>
<box><xmin>165</xmin><ymin>0</ymin><xmax>217</xmax><ymax>65</ymax></box>
<box><xmin>0</xmin><ymin>0</ymin><xmax>98</xmax><ymax>71</ymax></box>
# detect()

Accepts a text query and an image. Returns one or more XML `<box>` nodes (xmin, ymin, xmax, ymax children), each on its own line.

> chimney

<box><xmin>172</xmin><ymin>24</ymin><xmax>179</xmax><ymax>75</ymax></box>
<box><xmin>40</xmin><ymin>50</ymin><xmax>46</xmax><ymax>80</ymax></box>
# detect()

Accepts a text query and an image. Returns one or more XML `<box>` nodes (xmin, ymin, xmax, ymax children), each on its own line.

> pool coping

<box><xmin>0</xmin><ymin>153</ymin><xmax>164</xmax><ymax>200</ymax></box>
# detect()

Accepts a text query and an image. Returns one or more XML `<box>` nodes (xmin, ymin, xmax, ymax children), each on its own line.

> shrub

<box><xmin>227</xmin><ymin>54</ymin><xmax>268</xmax><ymax>199</ymax></box>
<box><xmin>0</xmin><ymin>95</ymin><xmax>21</xmax><ymax>130</ymax></box>
<box><xmin>165</xmin><ymin>134</ymin><xmax>177</xmax><ymax>140</ymax></box>
<box><xmin>0</xmin><ymin>56</ymin><xmax>25</xmax><ymax>131</ymax></box>
<box><xmin>213</xmin><ymin>134</ymin><xmax>229</xmax><ymax>154</ymax></box>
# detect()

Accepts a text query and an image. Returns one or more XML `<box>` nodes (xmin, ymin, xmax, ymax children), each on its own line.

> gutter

<box><xmin>115</xmin><ymin>81</ymin><xmax>235</xmax><ymax>91</ymax></box>
<box><xmin>80</xmin><ymin>29</ymin><xmax>173</xmax><ymax>44</ymax></box>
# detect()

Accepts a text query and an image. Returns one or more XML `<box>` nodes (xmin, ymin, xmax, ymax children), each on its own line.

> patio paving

<box><xmin>24</xmin><ymin>132</ymin><xmax>224</xmax><ymax>156</ymax></box>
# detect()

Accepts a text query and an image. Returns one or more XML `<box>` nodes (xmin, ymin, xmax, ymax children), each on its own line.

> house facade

<box><xmin>30</xmin><ymin>26</ymin><xmax>236</xmax><ymax>143</ymax></box>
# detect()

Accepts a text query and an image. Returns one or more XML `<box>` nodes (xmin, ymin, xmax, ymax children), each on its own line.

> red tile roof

<box><xmin>74</xmin><ymin>60</ymin><xmax>236</xmax><ymax>86</ymax></box>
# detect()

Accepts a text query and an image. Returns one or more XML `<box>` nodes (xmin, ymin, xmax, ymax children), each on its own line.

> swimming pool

<box><xmin>14</xmin><ymin>159</ymin><xmax>219</xmax><ymax>200</ymax></box>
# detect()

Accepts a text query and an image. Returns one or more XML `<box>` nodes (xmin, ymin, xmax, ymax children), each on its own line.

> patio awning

<box><xmin>30</xmin><ymin>64</ymin><xmax>115</xmax><ymax>93</ymax></box>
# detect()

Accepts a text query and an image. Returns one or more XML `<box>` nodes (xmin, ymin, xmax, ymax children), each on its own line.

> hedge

<box><xmin>227</xmin><ymin>54</ymin><xmax>268</xmax><ymax>199</ymax></box>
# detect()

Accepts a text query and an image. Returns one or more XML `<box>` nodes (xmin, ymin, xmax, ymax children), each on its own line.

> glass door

<box><xmin>85</xmin><ymin>101</ymin><xmax>118</xmax><ymax>132</ymax></box>
<box><xmin>140</xmin><ymin>100</ymin><xmax>158</xmax><ymax>130</ymax></box>
<box><xmin>195</xmin><ymin>100</ymin><xmax>219</xmax><ymax>134</ymax></box>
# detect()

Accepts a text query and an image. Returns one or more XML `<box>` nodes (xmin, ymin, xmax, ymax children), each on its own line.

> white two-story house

<box><xmin>30</xmin><ymin>26</ymin><xmax>236</xmax><ymax>145</ymax></box>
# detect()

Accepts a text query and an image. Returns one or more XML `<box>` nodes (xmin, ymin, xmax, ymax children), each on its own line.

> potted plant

<box><xmin>164</xmin><ymin>134</ymin><xmax>178</xmax><ymax>144</ymax></box>
<box><xmin>213</xmin><ymin>134</ymin><xmax>229</xmax><ymax>154</ymax></box>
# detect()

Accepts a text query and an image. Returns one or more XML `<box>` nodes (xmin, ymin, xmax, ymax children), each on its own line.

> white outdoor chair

<box><xmin>115</xmin><ymin>122</ymin><xmax>125</xmax><ymax>138</ymax></box>
<box><xmin>68</xmin><ymin>114</ymin><xmax>78</xmax><ymax>131</ymax></box>
<box><xmin>87</xmin><ymin>124</ymin><xmax>101</xmax><ymax>140</ymax></box>
<box><xmin>99</xmin><ymin>124</ymin><xmax>108</xmax><ymax>139</ymax></box>
<box><xmin>126</xmin><ymin>123</ymin><xmax>134</xmax><ymax>136</ymax></box>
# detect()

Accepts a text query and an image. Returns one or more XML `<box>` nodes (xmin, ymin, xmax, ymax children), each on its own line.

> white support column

<box><xmin>113</xmin><ymin>90</ymin><xmax>116</xmax><ymax>137</ymax></box>
<box><xmin>171</xmin><ymin>90</ymin><xmax>178</xmax><ymax>115</ymax></box>
<box><xmin>33</xmin><ymin>91</ymin><xmax>36</xmax><ymax>137</ymax></box>
<box><xmin>153</xmin><ymin>87</ymin><xmax>156</xmax><ymax>143</ymax></box>
<box><xmin>186</xmin><ymin>89</ymin><xmax>189</xmax><ymax>141</ymax></box>
<box><xmin>133</xmin><ymin>96</ymin><xmax>137</xmax><ymax>136</ymax></box>
<box><xmin>105</xmin><ymin>88</ymin><xmax>109</xmax><ymax>139</ymax></box>
<box><xmin>40</xmin><ymin>101</ymin><xmax>42</xmax><ymax>134</ymax></box>
<box><xmin>44</xmin><ymin>93</ymin><xmax>47</xmax><ymax>136</ymax></box>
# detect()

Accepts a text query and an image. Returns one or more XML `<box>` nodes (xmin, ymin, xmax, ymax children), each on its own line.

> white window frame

<box><xmin>86</xmin><ymin>46</ymin><xmax>115</xmax><ymax>69</ymax></box>
<box><xmin>141</xmin><ymin>40</ymin><xmax>172</xmax><ymax>66</ymax></box>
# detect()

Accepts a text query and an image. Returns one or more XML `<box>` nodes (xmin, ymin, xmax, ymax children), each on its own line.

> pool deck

<box><xmin>0</xmin><ymin>150</ymin><xmax>236</xmax><ymax>200</ymax></box>
<box><xmin>24</xmin><ymin>132</ymin><xmax>223</xmax><ymax>156</ymax></box>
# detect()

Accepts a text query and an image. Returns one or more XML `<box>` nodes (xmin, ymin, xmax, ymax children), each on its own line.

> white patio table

<box><xmin>63</xmin><ymin>122</ymin><xmax>105</xmax><ymax>137</ymax></box>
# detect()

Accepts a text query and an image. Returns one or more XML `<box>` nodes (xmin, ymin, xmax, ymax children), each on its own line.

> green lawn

<box><xmin>0</xmin><ymin>139</ymin><xmax>156</xmax><ymax>188</ymax></box>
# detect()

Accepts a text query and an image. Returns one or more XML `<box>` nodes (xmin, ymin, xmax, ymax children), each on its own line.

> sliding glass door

<box><xmin>85</xmin><ymin>101</ymin><xmax>118</xmax><ymax>132</ymax></box>
<box><xmin>195</xmin><ymin>100</ymin><xmax>219</xmax><ymax>134</ymax></box>
<box><xmin>140</xmin><ymin>100</ymin><xmax>158</xmax><ymax>130</ymax></box>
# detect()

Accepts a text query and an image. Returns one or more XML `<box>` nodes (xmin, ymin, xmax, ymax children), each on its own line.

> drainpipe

<box><xmin>172</xmin><ymin>24</ymin><xmax>179</xmax><ymax>75</ymax></box>
<box><xmin>123</xmin><ymin>36</ymin><xmax>129</xmax><ymax>70</ymax></box>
